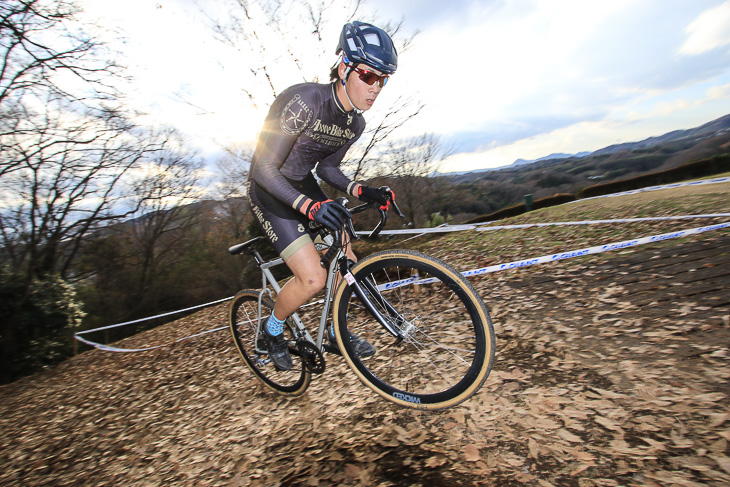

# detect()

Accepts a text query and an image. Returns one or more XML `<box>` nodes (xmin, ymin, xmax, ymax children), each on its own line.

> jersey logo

<box><xmin>306</xmin><ymin>119</ymin><xmax>357</xmax><ymax>147</ymax></box>
<box><xmin>281</xmin><ymin>94</ymin><xmax>313</xmax><ymax>136</ymax></box>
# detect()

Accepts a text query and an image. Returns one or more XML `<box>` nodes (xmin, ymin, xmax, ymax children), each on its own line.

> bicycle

<box><xmin>228</xmin><ymin>191</ymin><xmax>495</xmax><ymax>410</ymax></box>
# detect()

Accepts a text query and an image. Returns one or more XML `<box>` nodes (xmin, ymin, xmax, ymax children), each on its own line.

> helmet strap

<box><xmin>342</xmin><ymin>81</ymin><xmax>363</xmax><ymax>115</ymax></box>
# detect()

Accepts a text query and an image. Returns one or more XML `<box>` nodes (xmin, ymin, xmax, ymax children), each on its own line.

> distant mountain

<box><xmin>444</xmin><ymin>112</ymin><xmax>730</xmax><ymax>201</ymax></box>
<box><xmin>512</xmin><ymin>152</ymin><xmax>591</xmax><ymax>166</ymax></box>
<box><xmin>591</xmin><ymin>113</ymin><xmax>730</xmax><ymax>156</ymax></box>
<box><xmin>453</xmin><ymin>113</ymin><xmax>730</xmax><ymax>175</ymax></box>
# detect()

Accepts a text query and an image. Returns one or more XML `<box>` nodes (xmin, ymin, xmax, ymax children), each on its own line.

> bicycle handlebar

<box><xmin>309</xmin><ymin>187</ymin><xmax>404</xmax><ymax>268</ymax></box>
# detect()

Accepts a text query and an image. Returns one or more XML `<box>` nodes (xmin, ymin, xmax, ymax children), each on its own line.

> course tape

<box><xmin>476</xmin><ymin>214</ymin><xmax>730</xmax><ymax>232</ymax></box>
<box><xmin>575</xmin><ymin>176</ymin><xmax>730</xmax><ymax>202</ymax></box>
<box><xmin>76</xmin><ymin>220</ymin><xmax>730</xmax><ymax>353</ymax></box>
<box><xmin>379</xmin><ymin>221</ymin><xmax>730</xmax><ymax>290</ymax></box>
<box><xmin>74</xmin><ymin>296</ymin><xmax>232</xmax><ymax>353</ymax></box>
<box><xmin>74</xmin><ymin>294</ymin><xmax>327</xmax><ymax>353</ymax></box>
<box><xmin>74</xmin><ymin>325</ymin><xmax>229</xmax><ymax>353</ymax></box>
<box><xmin>369</xmin><ymin>213</ymin><xmax>730</xmax><ymax>236</ymax></box>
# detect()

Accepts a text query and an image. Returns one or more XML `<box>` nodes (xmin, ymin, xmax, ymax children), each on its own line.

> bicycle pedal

<box><xmin>322</xmin><ymin>342</ymin><xmax>342</xmax><ymax>356</ymax></box>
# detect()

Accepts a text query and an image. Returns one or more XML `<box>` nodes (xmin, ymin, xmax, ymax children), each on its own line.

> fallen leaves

<box><xmin>463</xmin><ymin>444</ymin><xmax>481</xmax><ymax>462</ymax></box>
<box><xmin>1</xmin><ymin>233</ymin><xmax>729</xmax><ymax>486</ymax></box>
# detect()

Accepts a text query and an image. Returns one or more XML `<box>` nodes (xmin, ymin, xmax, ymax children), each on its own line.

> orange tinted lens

<box><xmin>358</xmin><ymin>70</ymin><xmax>388</xmax><ymax>87</ymax></box>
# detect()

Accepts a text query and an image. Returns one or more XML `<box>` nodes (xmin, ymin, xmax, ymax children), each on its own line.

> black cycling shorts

<box><xmin>248</xmin><ymin>172</ymin><xmax>328</xmax><ymax>261</ymax></box>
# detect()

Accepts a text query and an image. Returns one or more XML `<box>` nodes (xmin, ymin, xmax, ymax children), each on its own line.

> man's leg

<box><xmin>273</xmin><ymin>242</ymin><xmax>327</xmax><ymax>318</ymax></box>
<box><xmin>262</xmin><ymin>242</ymin><xmax>327</xmax><ymax>371</ymax></box>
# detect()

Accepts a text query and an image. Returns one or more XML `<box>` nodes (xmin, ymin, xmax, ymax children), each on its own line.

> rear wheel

<box><xmin>229</xmin><ymin>290</ymin><xmax>311</xmax><ymax>396</ymax></box>
<box><xmin>333</xmin><ymin>250</ymin><xmax>495</xmax><ymax>410</ymax></box>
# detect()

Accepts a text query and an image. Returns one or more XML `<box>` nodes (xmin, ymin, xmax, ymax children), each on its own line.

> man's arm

<box><xmin>315</xmin><ymin>134</ymin><xmax>362</xmax><ymax>198</ymax></box>
<box><xmin>251</xmin><ymin>90</ymin><xmax>317</xmax><ymax>215</ymax></box>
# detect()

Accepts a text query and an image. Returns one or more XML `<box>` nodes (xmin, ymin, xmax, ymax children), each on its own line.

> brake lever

<box><xmin>380</xmin><ymin>186</ymin><xmax>405</xmax><ymax>219</ymax></box>
<box><xmin>345</xmin><ymin>216</ymin><xmax>360</xmax><ymax>241</ymax></box>
<box><xmin>390</xmin><ymin>197</ymin><xmax>405</xmax><ymax>219</ymax></box>
<box><xmin>368</xmin><ymin>208</ymin><xmax>387</xmax><ymax>240</ymax></box>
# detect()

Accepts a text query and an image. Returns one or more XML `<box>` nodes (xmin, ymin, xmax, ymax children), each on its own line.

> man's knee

<box><xmin>300</xmin><ymin>268</ymin><xmax>327</xmax><ymax>296</ymax></box>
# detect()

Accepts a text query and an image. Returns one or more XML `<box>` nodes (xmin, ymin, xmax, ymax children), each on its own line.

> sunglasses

<box><xmin>350</xmin><ymin>66</ymin><xmax>389</xmax><ymax>87</ymax></box>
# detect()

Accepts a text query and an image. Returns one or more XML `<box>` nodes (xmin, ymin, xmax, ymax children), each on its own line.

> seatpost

<box><xmin>247</xmin><ymin>248</ymin><xmax>266</xmax><ymax>266</ymax></box>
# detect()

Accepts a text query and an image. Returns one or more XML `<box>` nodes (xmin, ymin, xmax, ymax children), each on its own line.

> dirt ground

<box><xmin>1</xmin><ymin>231</ymin><xmax>729</xmax><ymax>486</ymax></box>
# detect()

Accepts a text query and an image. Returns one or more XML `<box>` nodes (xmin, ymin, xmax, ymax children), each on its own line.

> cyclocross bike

<box><xmin>228</xmin><ymin>191</ymin><xmax>495</xmax><ymax>410</ymax></box>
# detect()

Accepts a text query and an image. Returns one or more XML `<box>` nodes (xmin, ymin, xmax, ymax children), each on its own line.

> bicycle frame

<box><xmin>248</xmin><ymin>236</ymin><xmax>407</xmax><ymax>360</ymax></box>
<box><xmin>250</xmin><ymin>235</ymin><xmax>343</xmax><ymax>354</ymax></box>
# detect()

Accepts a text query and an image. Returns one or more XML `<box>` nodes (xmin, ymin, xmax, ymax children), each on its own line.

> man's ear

<box><xmin>338</xmin><ymin>62</ymin><xmax>347</xmax><ymax>81</ymax></box>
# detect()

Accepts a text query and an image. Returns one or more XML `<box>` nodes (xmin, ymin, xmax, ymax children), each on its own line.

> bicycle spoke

<box><xmin>229</xmin><ymin>290</ymin><xmax>311</xmax><ymax>396</ymax></box>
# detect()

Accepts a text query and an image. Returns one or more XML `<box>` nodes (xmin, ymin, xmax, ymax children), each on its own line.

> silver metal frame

<box><xmin>252</xmin><ymin>236</ymin><xmax>341</xmax><ymax>353</ymax></box>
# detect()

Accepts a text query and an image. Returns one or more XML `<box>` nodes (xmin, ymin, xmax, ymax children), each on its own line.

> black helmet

<box><xmin>336</xmin><ymin>21</ymin><xmax>398</xmax><ymax>74</ymax></box>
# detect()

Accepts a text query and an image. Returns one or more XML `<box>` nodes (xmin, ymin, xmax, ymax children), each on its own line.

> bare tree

<box><xmin>123</xmin><ymin>143</ymin><xmax>203</xmax><ymax>310</ymax></box>
<box><xmin>212</xmin><ymin>143</ymin><xmax>254</xmax><ymax>239</ymax></box>
<box><xmin>0</xmin><ymin>0</ymin><xmax>120</xmax><ymax>106</ymax></box>
<box><xmin>376</xmin><ymin>133</ymin><xmax>452</xmax><ymax>226</ymax></box>
<box><xmin>0</xmin><ymin>0</ymin><xmax>212</xmax><ymax>380</ymax></box>
<box><xmin>214</xmin><ymin>143</ymin><xmax>253</xmax><ymax>200</ymax></box>
<box><xmin>0</xmin><ymin>0</ymin><xmax>122</xmax><ymax>175</ymax></box>
<box><xmin>341</xmin><ymin>96</ymin><xmax>424</xmax><ymax>181</ymax></box>
<box><xmin>0</xmin><ymin>0</ymin><xmax>207</xmax><ymax>300</ymax></box>
<box><xmin>0</xmin><ymin>105</ymin><xmax>174</xmax><ymax>284</ymax></box>
<box><xmin>207</xmin><ymin>0</ymin><xmax>365</xmax><ymax>101</ymax></box>
<box><xmin>203</xmin><ymin>0</ymin><xmax>423</xmax><ymax>180</ymax></box>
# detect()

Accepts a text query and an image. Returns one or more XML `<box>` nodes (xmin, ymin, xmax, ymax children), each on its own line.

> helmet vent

<box><xmin>364</xmin><ymin>33</ymin><xmax>381</xmax><ymax>46</ymax></box>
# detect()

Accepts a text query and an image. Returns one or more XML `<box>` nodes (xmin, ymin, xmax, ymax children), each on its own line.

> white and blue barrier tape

<box><xmin>365</xmin><ymin>177</ymin><xmax>730</xmax><ymax>237</ymax></box>
<box><xmin>575</xmin><ymin>176</ymin><xmax>730</xmax><ymax>202</ymax></box>
<box><xmin>379</xmin><ymin>221</ymin><xmax>730</xmax><ymax>291</ymax></box>
<box><xmin>76</xmin><ymin>217</ymin><xmax>730</xmax><ymax>352</ymax></box>
<box><xmin>74</xmin><ymin>297</ymin><xmax>231</xmax><ymax>353</ymax></box>
<box><xmin>368</xmin><ymin>213</ymin><xmax>730</xmax><ymax>236</ymax></box>
<box><xmin>476</xmin><ymin>214</ymin><xmax>730</xmax><ymax>231</ymax></box>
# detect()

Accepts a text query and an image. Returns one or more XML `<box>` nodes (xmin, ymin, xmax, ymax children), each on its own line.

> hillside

<box><xmin>1</xmin><ymin>178</ymin><xmax>729</xmax><ymax>486</ymax></box>
<box><xmin>439</xmin><ymin>114</ymin><xmax>730</xmax><ymax>222</ymax></box>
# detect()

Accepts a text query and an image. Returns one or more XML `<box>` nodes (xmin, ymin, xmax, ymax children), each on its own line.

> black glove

<box><xmin>307</xmin><ymin>199</ymin><xmax>350</xmax><ymax>231</ymax></box>
<box><xmin>358</xmin><ymin>185</ymin><xmax>391</xmax><ymax>209</ymax></box>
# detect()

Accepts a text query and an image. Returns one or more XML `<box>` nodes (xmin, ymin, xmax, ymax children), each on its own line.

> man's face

<box><xmin>341</xmin><ymin>63</ymin><xmax>387</xmax><ymax>111</ymax></box>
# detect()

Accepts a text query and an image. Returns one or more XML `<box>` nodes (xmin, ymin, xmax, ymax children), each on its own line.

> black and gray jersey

<box><xmin>250</xmin><ymin>82</ymin><xmax>364</xmax><ymax>212</ymax></box>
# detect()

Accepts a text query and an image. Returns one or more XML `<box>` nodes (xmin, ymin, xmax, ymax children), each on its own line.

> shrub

<box><xmin>0</xmin><ymin>269</ymin><xmax>85</xmax><ymax>384</ymax></box>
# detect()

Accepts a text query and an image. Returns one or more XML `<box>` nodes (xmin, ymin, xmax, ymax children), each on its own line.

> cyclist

<box><xmin>247</xmin><ymin>21</ymin><xmax>398</xmax><ymax>370</ymax></box>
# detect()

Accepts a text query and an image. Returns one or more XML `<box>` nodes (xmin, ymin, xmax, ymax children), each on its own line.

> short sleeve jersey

<box><xmin>250</xmin><ymin>82</ymin><xmax>364</xmax><ymax>213</ymax></box>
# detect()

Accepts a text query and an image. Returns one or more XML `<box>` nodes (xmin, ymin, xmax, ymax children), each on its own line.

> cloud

<box><xmin>707</xmin><ymin>82</ymin><xmax>730</xmax><ymax>99</ymax></box>
<box><xmin>444</xmin><ymin>114</ymin><xmax>600</xmax><ymax>155</ymax></box>
<box><xmin>680</xmin><ymin>1</ymin><xmax>730</xmax><ymax>55</ymax></box>
<box><xmin>80</xmin><ymin>0</ymin><xmax>730</xmax><ymax>171</ymax></box>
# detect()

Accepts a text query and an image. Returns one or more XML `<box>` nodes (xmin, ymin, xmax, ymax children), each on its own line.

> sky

<box><xmin>79</xmin><ymin>0</ymin><xmax>730</xmax><ymax>173</ymax></box>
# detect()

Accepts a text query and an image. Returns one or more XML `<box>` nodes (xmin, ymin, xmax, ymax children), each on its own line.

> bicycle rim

<box><xmin>229</xmin><ymin>290</ymin><xmax>311</xmax><ymax>396</ymax></box>
<box><xmin>333</xmin><ymin>250</ymin><xmax>495</xmax><ymax>410</ymax></box>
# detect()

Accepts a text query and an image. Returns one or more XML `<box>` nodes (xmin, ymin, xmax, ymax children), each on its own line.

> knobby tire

<box><xmin>332</xmin><ymin>250</ymin><xmax>495</xmax><ymax>410</ymax></box>
<box><xmin>229</xmin><ymin>290</ymin><xmax>311</xmax><ymax>396</ymax></box>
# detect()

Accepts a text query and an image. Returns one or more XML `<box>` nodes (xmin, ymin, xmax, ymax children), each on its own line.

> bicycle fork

<box><xmin>338</xmin><ymin>257</ymin><xmax>407</xmax><ymax>341</ymax></box>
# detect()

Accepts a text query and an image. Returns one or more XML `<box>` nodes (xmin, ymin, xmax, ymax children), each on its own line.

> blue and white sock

<box><xmin>266</xmin><ymin>314</ymin><xmax>286</xmax><ymax>336</ymax></box>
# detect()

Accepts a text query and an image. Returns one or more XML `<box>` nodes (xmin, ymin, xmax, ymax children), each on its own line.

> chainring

<box><xmin>296</xmin><ymin>339</ymin><xmax>326</xmax><ymax>374</ymax></box>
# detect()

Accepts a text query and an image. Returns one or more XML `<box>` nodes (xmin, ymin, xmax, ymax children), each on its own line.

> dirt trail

<box><xmin>1</xmin><ymin>232</ymin><xmax>729</xmax><ymax>486</ymax></box>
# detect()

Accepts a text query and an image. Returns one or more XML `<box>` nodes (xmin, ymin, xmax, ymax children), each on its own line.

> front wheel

<box><xmin>332</xmin><ymin>250</ymin><xmax>495</xmax><ymax>410</ymax></box>
<box><xmin>229</xmin><ymin>290</ymin><xmax>311</xmax><ymax>396</ymax></box>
